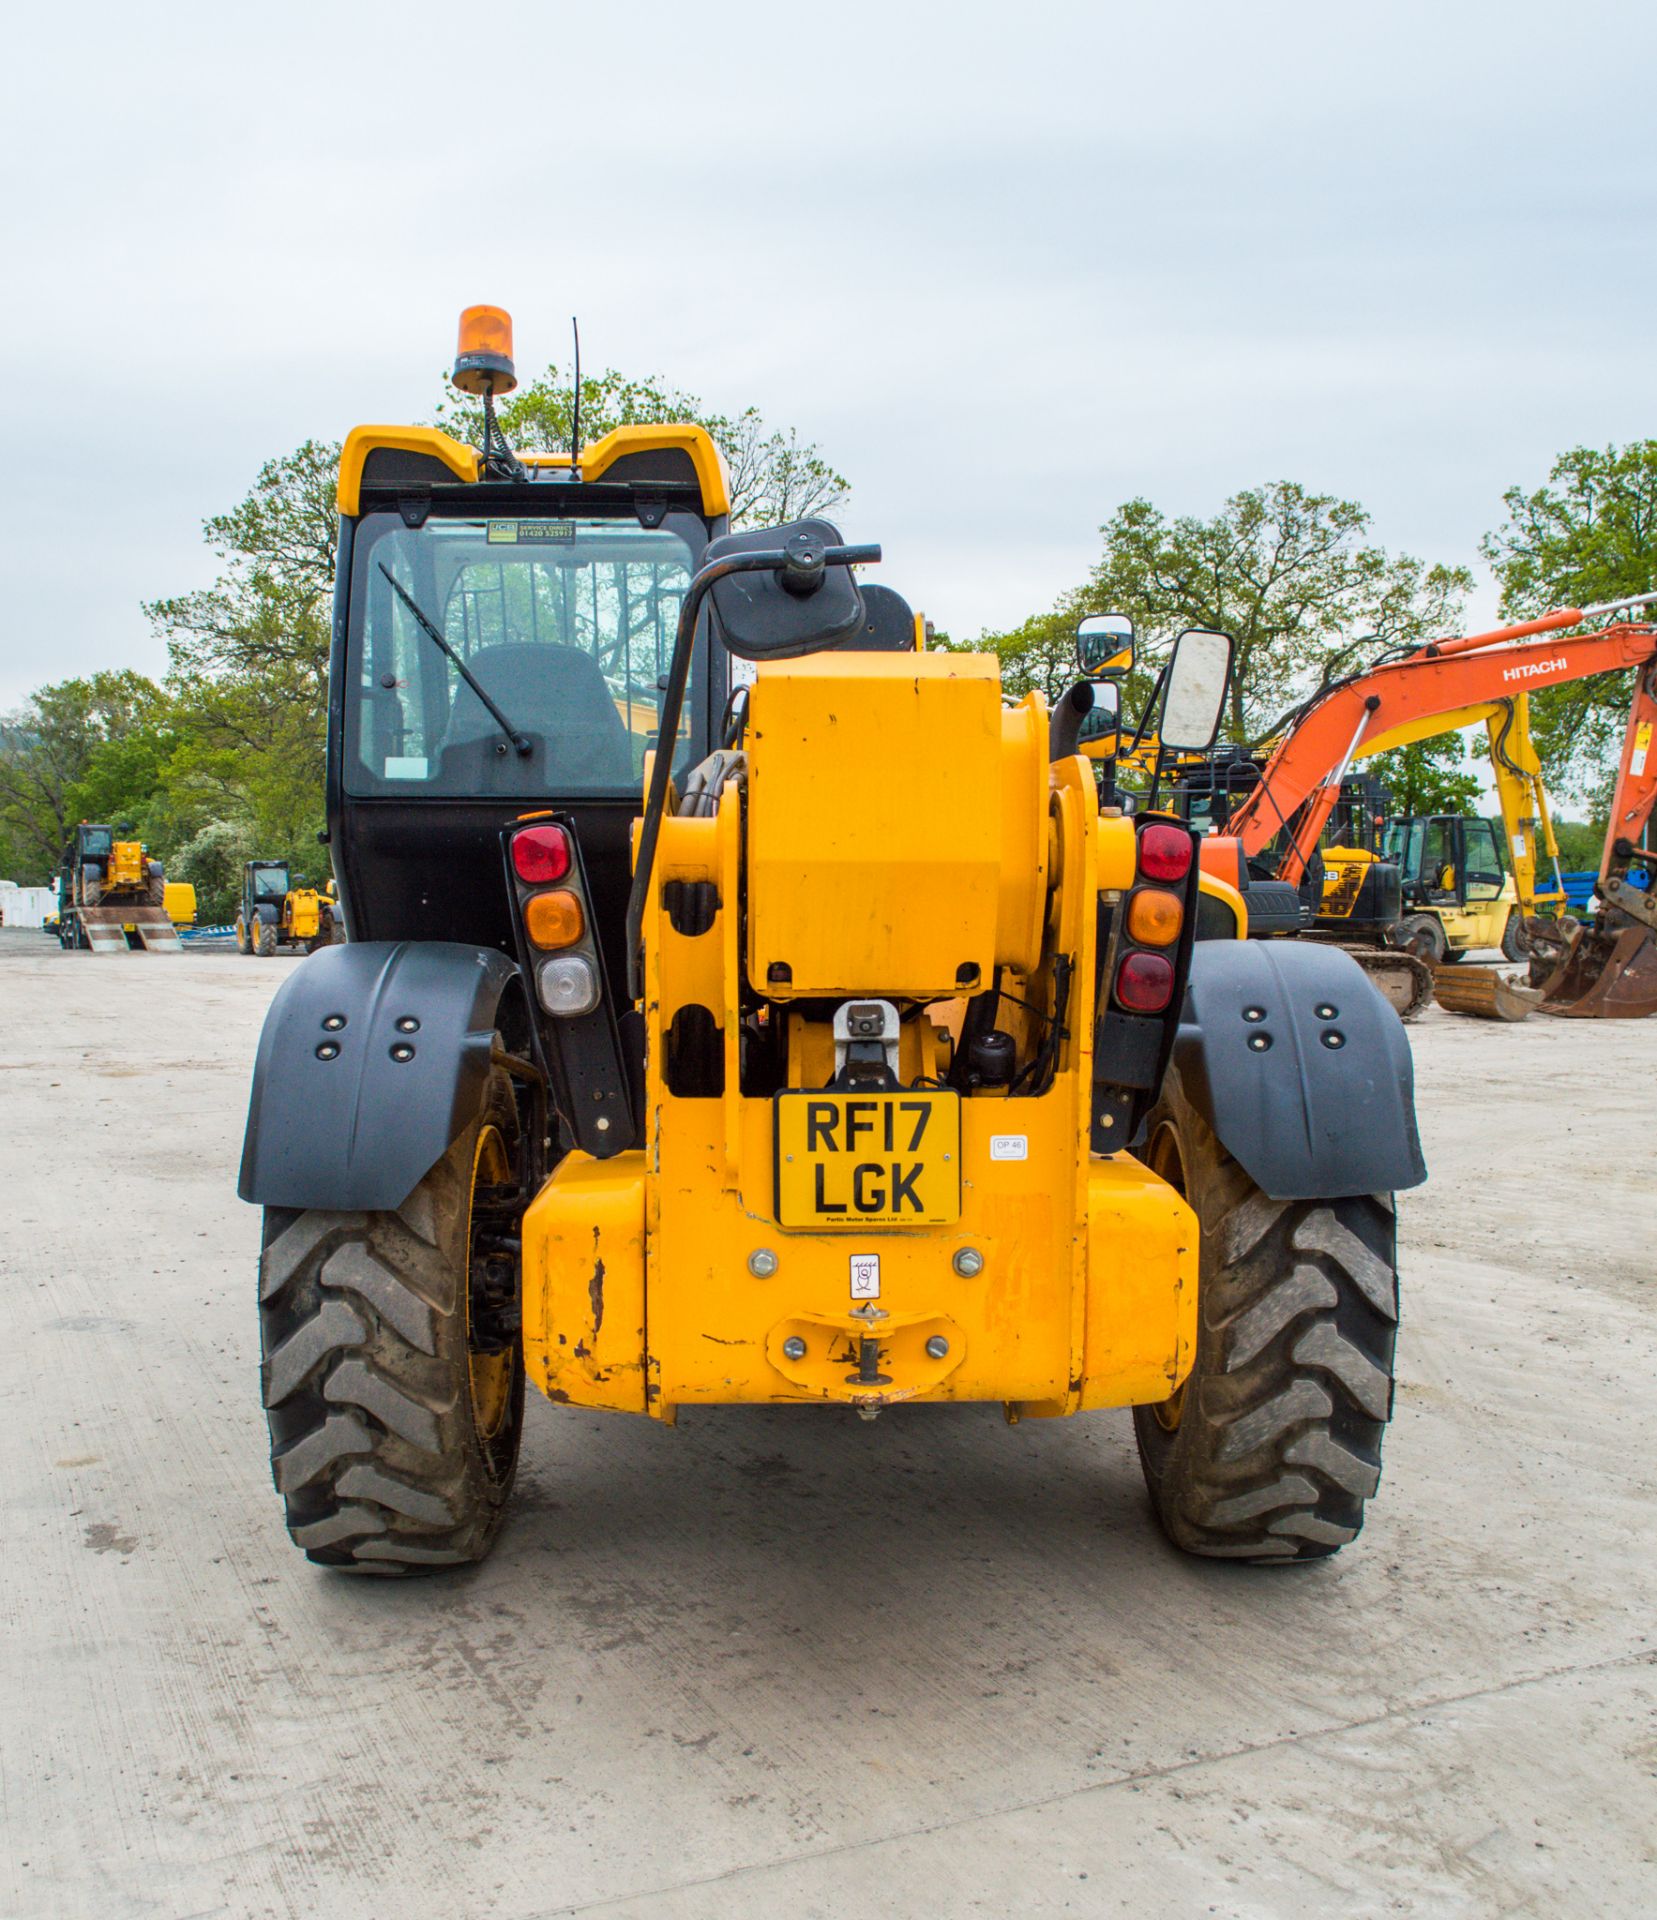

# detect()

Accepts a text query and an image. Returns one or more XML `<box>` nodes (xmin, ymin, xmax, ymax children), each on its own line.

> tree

<box><xmin>974</xmin><ymin>484</ymin><xmax>1472</xmax><ymax>748</ymax></box>
<box><xmin>1481</xmin><ymin>440</ymin><xmax>1657</xmax><ymax>800</ymax></box>
<box><xmin>1549</xmin><ymin>816</ymin><xmax>1610</xmax><ymax>869</ymax></box>
<box><xmin>170</xmin><ymin>816</ymin><xmax>263</xmax><ymax>924</ymax></box>
<box><xmin>435</xmin><ymin>366</ymin><xmax>849</xmax><ymax>528</ymax></box>
<box><xmin>1366</xmin><ymin>736</ymin><xmax>1482</xmax><ymax>817</ymax></box>
<box><xmin>142</xmin><ymin>440</ymin><xmax>340</xmax><ymax>866</ymax></box>
<box><xmin>0</xmin><ymin>671</ymin><xmax>169</xmax><ymax>883</ymax></box>
<box><xmin>145</xmin><ymin>438</ymin><xmax>338</xmax><ymax>703</ymax></box>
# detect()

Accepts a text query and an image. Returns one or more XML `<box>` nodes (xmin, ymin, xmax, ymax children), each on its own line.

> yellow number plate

<box><xmin>773</xmin><ymin>1091</ymin><xmax>961</xmax><ymax>1228</ymax></box>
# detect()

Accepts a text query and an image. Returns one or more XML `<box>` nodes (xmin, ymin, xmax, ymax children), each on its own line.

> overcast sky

<box><xmin>2</xmin><ymin>0</ymin><xmax>1653</xmax><ymax>710</ymax></box>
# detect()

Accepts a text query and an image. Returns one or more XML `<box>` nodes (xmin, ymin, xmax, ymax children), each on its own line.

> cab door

<box><xmin>1455</xmin><ymin>818</ymin><xmax>1510</xmax><ymax>948</ymax></box>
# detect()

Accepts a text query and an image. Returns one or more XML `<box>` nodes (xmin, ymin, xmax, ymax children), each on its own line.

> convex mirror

<box><xmin>1077</xmin><ymin>612</ymin><xmax>1136</xmax><ymax>677</ymax></box>
<box><xmin>1078</xmin><ymin>677</ymin><xmax>1120</xmax><ymax>748</ymax></box>
<box><xmin>706</xmin><ymin>519</ymin><xmax>865</xmax><ymax>661</ymax></box>
<box><xmin>1160</xmin><ymin>628</ymin><xmax>1234</xmax><ymax>751</ymax></box>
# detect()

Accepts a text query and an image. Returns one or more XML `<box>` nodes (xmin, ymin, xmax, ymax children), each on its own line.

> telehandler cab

<box><xmin>239</xmin><ymin>308</ymin><xmax>1424</xmax><ymax>1576</ymax></box>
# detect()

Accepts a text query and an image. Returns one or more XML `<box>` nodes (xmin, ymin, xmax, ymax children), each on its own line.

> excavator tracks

<box><xmin>1343</xmin><ymin>946</ymin><xmax>1434</xmax><ymax>1021</ymax></box>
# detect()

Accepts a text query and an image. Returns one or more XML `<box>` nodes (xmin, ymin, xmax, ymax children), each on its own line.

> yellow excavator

<box><xmin>1331</xmin><ymin>691</ymin><xmax>1564</xmax><ymax>968</ymax></box>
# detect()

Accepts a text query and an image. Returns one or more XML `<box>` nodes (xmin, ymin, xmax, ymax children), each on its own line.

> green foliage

<box><xmin>1481</xmin><ymin>440</ymin><xmax>1657</xmax><ymax>799</ymax></box>
<box><xmin>142</xmin><ymin>439</ymin><xmax>340</xmax><ymax>875</ymax></box>
<box><xmin>0</xmin><ymin>671</ymin><xmax>170</xmax><ymax>883</ymax></box>
<box><xmin>1366</xmin><ymin>736</ymin><xmax>1482</xmax><ymax>817</ymax></box>
<box><xmin>1547</xmin><ymin>816</ymin><xmax>1609</xmax><ymax>869</ymax></box>
<box><xmin>170</xmin><ymin>817</ymin><xmax>262</xmax><ymax>924</ymax></box>
<box><xmin>973</xmin><ymin>483</ymin><xmax>1471</xmax><ymax>747</ymax></box>
<box><xmin>435</xmin><ymin>366</ymin><xmax>849</xmax><ymax>529</ymax></box>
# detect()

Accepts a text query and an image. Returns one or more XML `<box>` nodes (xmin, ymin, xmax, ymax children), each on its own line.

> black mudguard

<box><xmin>238</xmin><ymin>940</ymin><xmax>522</xmax><ymax>1212</ymax></box>
<box><xmin>1172</xmin><ymin>940</ymin><xmax>1426</xmax><ymax>1200</ymax></box>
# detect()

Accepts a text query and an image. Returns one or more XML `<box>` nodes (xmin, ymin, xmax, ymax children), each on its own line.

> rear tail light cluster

<box><xmin>1091</xmin><ymin>815</ymin><xmax>1200</xmax><ymax>1154</ymax></box>
<box><xmin>1111</xmin><ymin>823</ymin><xmax>1192</xmax><ymax>1013</ymax></box>
<box><xmin>507</xmin><ymin>820</ymin><xmax>602</xmax><ymax>1017</ymax></box>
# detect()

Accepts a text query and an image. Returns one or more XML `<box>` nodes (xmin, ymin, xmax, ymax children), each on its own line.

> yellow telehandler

<box><xmin>235</xmin><ymin>861</ymin><xmax>340</xmax><ymax>955</ymax></box>
<box><xmin>238</xmin><ymin>308</ymin><xmax>1424</xmax><ymax>1575</ymax></box>
<box><xmin>55</xmin><ymin>822</ymin><xmax>181</xmax><ymax>952</ymax></box>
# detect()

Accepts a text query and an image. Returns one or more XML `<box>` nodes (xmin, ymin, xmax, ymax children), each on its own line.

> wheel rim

<box><xmin>1147</xmin><ymin>1122</ymin><xmax>1189</xmax><ymax>1435</ymax></box>
<box><xmin>466</xmin><ymin>1124</ymin><xmax>516</xmax><ymax>1444</ymax></box>
<box><xmin>1403</xmin><ymin>921</ymin><xmax>1441</xmax><ymax>963</ymax></box>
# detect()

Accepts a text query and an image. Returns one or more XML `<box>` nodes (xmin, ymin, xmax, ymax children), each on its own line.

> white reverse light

<box><xmin>537</xmin><ymin>955</ymin><xmax>599</xmax><ymax>1017</ymax></box>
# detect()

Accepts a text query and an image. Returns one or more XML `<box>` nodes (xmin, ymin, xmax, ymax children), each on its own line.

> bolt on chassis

<box><xmin>239</xmin><ymin>311</ymin><xmax>1424</xmax><ymax>1575</ymax></box>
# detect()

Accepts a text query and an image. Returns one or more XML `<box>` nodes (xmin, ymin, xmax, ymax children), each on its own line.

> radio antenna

<box><xmin>569</xmin><ymin>317</ymin><xmax>582</xmax><ymax>477</ymax></box>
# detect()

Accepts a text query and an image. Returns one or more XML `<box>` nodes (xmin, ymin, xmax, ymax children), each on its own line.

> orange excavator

<box><xmin>1203</xmin><ymin>594</ymin><xmax>1657</xmax><ymax>1018</ymax></box>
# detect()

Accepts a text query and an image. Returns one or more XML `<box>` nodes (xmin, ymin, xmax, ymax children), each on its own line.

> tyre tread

<box><xmin>256</xmin><ymin>1067</ymin><xmax>526</xmax><ymax>1576</ymax></box>
<box><xmin>1133</xmin><ymin>1065</ymin><xmax>1401</xmax><ymax>1563</ymax></box>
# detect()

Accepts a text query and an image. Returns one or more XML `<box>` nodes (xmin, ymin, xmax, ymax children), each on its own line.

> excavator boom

<box><xmin>1219</xmin><ymin>604</ymin><xmax>1657</xmax><ymax>1020</ymax></box>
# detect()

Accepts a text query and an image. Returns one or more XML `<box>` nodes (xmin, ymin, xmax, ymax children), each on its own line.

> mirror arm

<box><xmin>1146</xmin><ymin>740</ymin><xmax>1168</xmax><ymax>815</ymax></box>
<box><xmin>624</xmin><ymin>547</ymin><xmax>784</xmax><ymax>1000</ymax></box>
<box><xmin>1125</xmin><ymin>661</ymin><xmax>1170</xmax><ymax>758</ymax></box>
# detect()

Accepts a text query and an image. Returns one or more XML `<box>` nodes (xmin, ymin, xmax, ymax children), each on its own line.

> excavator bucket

<box><xmin>1533</xmin><ymin>922</ymin><xmax>1657</xmax><ymax>1018</ymax></box>
<box><xmin>1429</xmin><ymin>964</ymin><xmax>1542</xmax><ymax>1022</ymax></box>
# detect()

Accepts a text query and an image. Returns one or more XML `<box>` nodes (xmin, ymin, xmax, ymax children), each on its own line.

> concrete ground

<box><xmin>0</xmin><ymin>929</ymin><xmax>1652</xmax><ymax>1919</ymax></box>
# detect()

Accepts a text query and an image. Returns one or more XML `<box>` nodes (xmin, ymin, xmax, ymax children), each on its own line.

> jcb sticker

<box><xmin>850</xmin><ymin>1254</ymin><xmax>881</xmax><ymax>1300</ymax></box>
<box><xmin>1634</xmin><ymin>720</ymin><xmax>1652</xmax><ymax>778</ymax></box>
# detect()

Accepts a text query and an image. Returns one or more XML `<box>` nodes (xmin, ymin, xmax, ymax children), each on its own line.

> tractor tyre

<box><xmin>1394</xmin><ymin>913</ymin><xmax>1447</xmax><ymax>966</ymax></box>
<box><xmin>258</xmin><ymin>1064</ymin><xmax>526</xmax><ymax>1574</ymax></box>
<box><xmin>255</xmin><ymin>913</ymin><xmax>278</xmax><ymax>958</ymax></box>
<box><xmin>1500</xmin><ymin>912</ymin><xmax>1530</xmax><ymax>963</ymax></box>
<box><xmin>235</xmin><ymin>915</ymin><xmax>250</xmax><ymax>955</ymax></box>
<box><xmin>1132</xmin><ymin>1063</ymin><xmax>1399</xmax><ymax>1562</ymax></box>
<box><xmin>146</xmin><ymin>862</ymin><xmax>166</xmax><ymax>908</ymax></box>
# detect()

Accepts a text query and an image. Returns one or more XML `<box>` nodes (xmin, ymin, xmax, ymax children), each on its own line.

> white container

<box><xmin>0</xmin><ymin>883</ymin><xmax>58</xmax><ymax>928</ymax></box>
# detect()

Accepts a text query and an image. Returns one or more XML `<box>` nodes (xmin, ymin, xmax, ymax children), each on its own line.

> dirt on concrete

<box><xmin>0</xmin><ymin>938</ymin><xmax>1652</xmax><ymax>1918</ymax></box>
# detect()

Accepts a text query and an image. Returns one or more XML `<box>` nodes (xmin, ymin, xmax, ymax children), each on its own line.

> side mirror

<box><xmin>706</xmin><ymin>519</ymin><xmax>866</xmax><ymax>661</ymax></box>
<box><xmin>1077</xmin><ymin>612</ymin><xmax>1136</xmax><ymax>677</ymax></box>
<box><xmin>1078</xmin><ymin>678</ymin><xmax>1121</xmax><ymax>747</ymax></box>
<box><xmin>1160</xmin><ymin>628</ymin><xmax>1234</xmax><ymax>752</ymax></box>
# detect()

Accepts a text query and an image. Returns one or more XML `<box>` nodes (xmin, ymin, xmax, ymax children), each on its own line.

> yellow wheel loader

<box><xmin>237</xmin><ymin>308</ymin><xmax>1425</xmax><ymax>1576</ymax></box>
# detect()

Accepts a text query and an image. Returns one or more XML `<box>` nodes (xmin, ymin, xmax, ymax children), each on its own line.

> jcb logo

<box><xmin>1503</xmin><ymin>656</ymin><xmax>1568</xmax><ymax>682</ymax></box>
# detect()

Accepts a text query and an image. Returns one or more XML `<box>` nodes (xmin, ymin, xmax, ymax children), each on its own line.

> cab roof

<box><xmin>336</xmin><ymin>423</ymin><xmax>731</xmax><ymax>520</ymax></box>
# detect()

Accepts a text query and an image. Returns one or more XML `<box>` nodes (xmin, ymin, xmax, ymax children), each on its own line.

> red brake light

<box><xmin>512</xmin><ymin>825</ymin><xmax>570</xmax><ymax>885</ymax></box>
<box><xmin>1116</xmin><ymin>950</ymin><xmax>1174</xmax><ymax>1013</ymax></box>
<box><xmin>1139</xmin><ymin>823</ymin><xmax>1192</xmax><ymax>882</ymax></box>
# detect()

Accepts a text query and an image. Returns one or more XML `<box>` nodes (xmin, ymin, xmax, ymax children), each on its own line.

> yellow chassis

<box><xmin>520</xmin><ymin>652</ymin><xmax>1203</xmax><ymax>1424</ymax></box>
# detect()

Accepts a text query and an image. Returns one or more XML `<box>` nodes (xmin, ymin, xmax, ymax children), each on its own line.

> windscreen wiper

<box><xmin>378</xmin><ymin>564</ymin><xmax>532</xmax><ymax>756</ymax></box>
